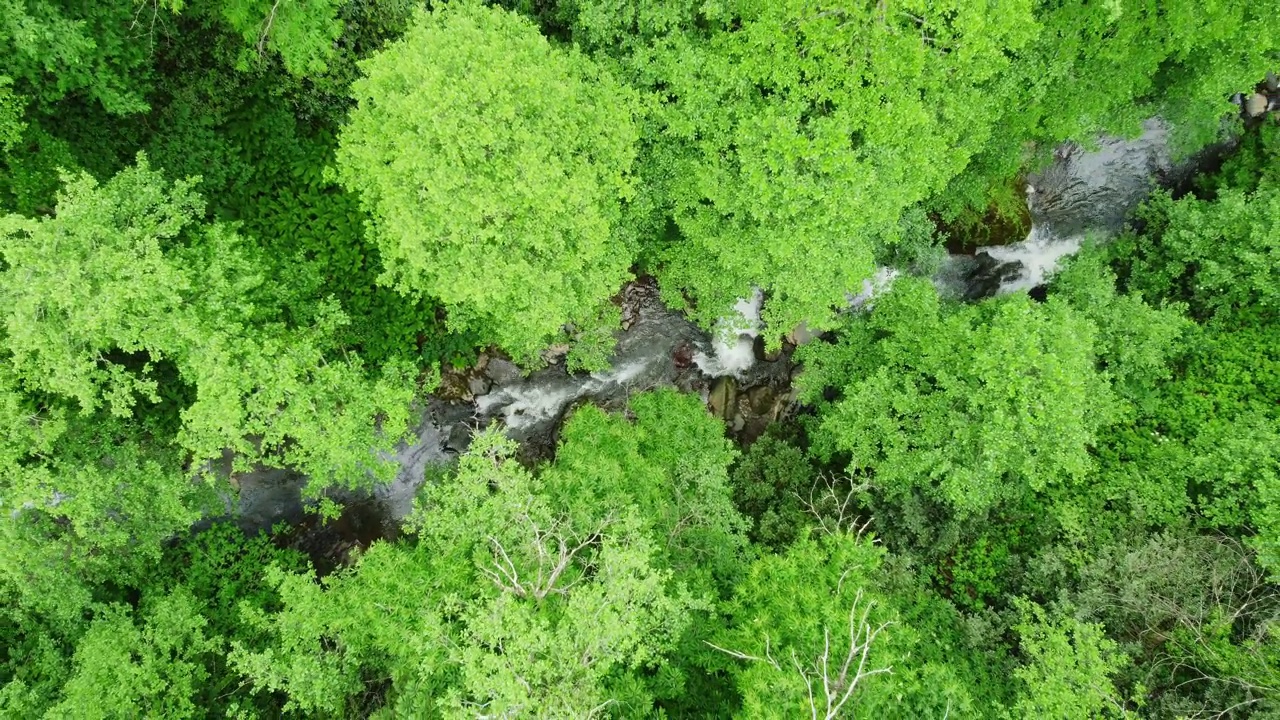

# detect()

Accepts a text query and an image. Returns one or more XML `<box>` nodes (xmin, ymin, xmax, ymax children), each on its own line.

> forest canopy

<box><xmin>2</xmin><ymin>0</ymin><xmax>1279</xmax><ymax>717</ymax></box>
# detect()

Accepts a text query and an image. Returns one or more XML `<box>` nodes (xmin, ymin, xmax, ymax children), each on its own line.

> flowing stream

<box><xmin>937</xmin><ymin>119</ymin><xmax>1177</xmax><ymax>298</ymax></box>
<box><xmin>236</xmin><ymin>119</ymin><xmax>1192</xmax><ymax>536</ymax></box>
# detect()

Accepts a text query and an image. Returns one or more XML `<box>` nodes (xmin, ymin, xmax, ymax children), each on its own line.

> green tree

<box><xmin>0</xmin><ymin>76</ymin><xmax>23</xmax><ymax>150</ymax></box>
<box><xmin>1112</xmin><ymin>187</ymin><xmax>1280</xmax><ymax>325</ymax></box>
<box><xmin>713</xmin><ymin>531</ymin><xmax>995</xmax><ymax>718</ymax></box>
<box><xmin>558</xmin><ymin>0</ymin><xmax>701</xmax><ymax>52</ymax></box>
<box><xmin>936</xmin><ymin>0</ymin><xmax>1280</xmax><ymax>224</ymax></box>
<box><xmin>335</xmin><ymin>2</ymin><xmax>640</xmax><ymax>364</ymax></box>
<box><xmin>623</xmin><ymin>0</ymin><xmax>1039</xmax><ymax>344</ymax></box>
<box><xmin>237</xmin><ymin>391</ymin><xmax>746</xmax><ymax>716</ymax></box>
<box><xmin>549</xmin><ymin>390</ymin><xmax>750</xmax><ymax>593</ymax></box>
<box><xmin>730</xmin><ymin>431</ymin><xmax>819</xmax><ymax>550</ymax></box>
<box><xmin>1008</xmin><ymin>600</ymin><xmax>1128</xmax><ymax>719</ymax></box>
<box><xmin>1048</xmin><ymin>249</ymin><xmax>1191</xmax><ymax>407</ymax></box>
<box><xmin>0</xmin><ymin>158</ymin><xmax>417</xmax><ymax>618</ymax></box>
<box><xmin>566</xmin><ymin>0</ymin><xmax>1278</xmax><ymax>323</ymax></box>
<box><xmin>211</xmin><ymin>0</ymin><xmax>346</xmax><ymax>76</ymax></box>
<box><xmin>2</xmin><ymin>519</ymin><xmax>307</xmax><ymax>718</ymax></box>
<box><xmin>1080</xmin><ymin>160</ymin><xmax>1280</xmax><ymax>570</ymax></box>
<box><xmin>48</xmin><ymin>590</ymin><xmax>219</xmax><ymax>720</ymax></box>
<box><xmin>1</xmin><ymin>158</ymin><xmax>417</xmax><ymax>482</ymax></box>
<box><xmin>797</xmin><ymin>278</ymin><xmax>1117</xmax><ymax>522</ymax></box>
<box><xmin>0</xmin><ymin>0</ymin><xmax>154</xmax><ymax>114</ymax></box>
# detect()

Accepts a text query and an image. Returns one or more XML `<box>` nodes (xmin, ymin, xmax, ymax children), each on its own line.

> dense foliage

<box><xmin>2</xmin><ymin>0</ymin><xmax>1279</xmax><ymax>716</ymax></box>
<box><xmin>334</xmin><ymin>3</ymin><xmax>639</xmax><ymax>364</ymax></box>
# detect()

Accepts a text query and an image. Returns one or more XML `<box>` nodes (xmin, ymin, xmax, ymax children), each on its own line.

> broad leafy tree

<box><xmin>236</xmin><ymin>391</ymin><xmax>747</xmax><ymax>716</ymax></box>
<box><xmin>564</xmin><ymin>0</ymin><xmax>1279</xmax><ymax>337</ymax></box>
<box><xmin>713</xmin><ymin>531</ymin><xmax>1001</xmax><ymax>718</ymax></box>
<box><xmin>0</xmin><ymin>158</ymin><xmax>416</xmax><ymax>619</ymax></box>
<box><xmin>625</xmin><ymin>0</ymin><xmax>1039</xmax><ymax>343</ymax></box>
<box><xmin>1007</xmin><ymin>600</ymin><xmax>1128</xmax><ymax>718</ymax></box>
<box><xmin>797</xmin><ymin>278</ymin><xmax>1117</xmax><ymax>520</ymax></box>
<box><xmin>336</xmin><ymin>2</ymin><xmax>640</xmax><ymax>364</ymax></box>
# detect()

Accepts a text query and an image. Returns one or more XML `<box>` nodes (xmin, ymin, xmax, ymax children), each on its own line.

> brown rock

<box><xmin>1246</xmin><ymin>92</ymin><xmax>1268</xmax><ymax>117</ymax></box>
<box><xmin>672</xmin><ymin>342</ymin><xmax>694</xmax><ymax>370</ymax></box>
<box><xmin>707</xmin><ymin>377</ymin><xmax>738</xmax><ymax>420</ymax></box>
<box><xmin>540</xmin><ymin>343</ymin><xmax>571</xmax><ymax>365</ymax></box>
<box><xmin>436</xmin><ymin>370</ymin><xmax>473</xmax><ymax>402</ymax></box>
<box><xmin>787</xmin><ymin>321</ymin><xmax>816</xmax><ymax>346</ymax></box>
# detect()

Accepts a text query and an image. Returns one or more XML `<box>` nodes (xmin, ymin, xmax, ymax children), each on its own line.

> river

<box><xmin>235</xmin><ymin>117</ymin><xmax>1206</xmax><ymax>543</ymax></box>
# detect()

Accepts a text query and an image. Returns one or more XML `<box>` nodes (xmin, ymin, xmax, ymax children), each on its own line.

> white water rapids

<box><xmin>233</xmin><ymin>118</ymin><xmax>1188</xmax><ymax>532</ymax></box>
<box><xmin>941</xmin><ymin>118</ymin><xmax>1174</xmax><ymax>297</ymax></box>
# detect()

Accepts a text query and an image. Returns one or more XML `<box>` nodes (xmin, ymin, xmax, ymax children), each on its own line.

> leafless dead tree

<box><xmin>257</xmin><ymin>0</ymin><xmax>282</xmax><ymax>57</ymax></box>
<box><xmin>793</xmin><ymin>472</ymin><xmax>873</xmax><ymax>537</ymax></box>
<box><xmin>707</xmin><ymin>589</ymin><xmax>894</xmax><ymax>719</ymax></box>
<box><xmin>480</xmin><ymin>511</ymin><xmax>615</xmax><ymax>601</ymax></box>
<box><xmin>1080</xmin><ymin>533</ymin><xmax>1280</xmax><ymax>718</ymax></box>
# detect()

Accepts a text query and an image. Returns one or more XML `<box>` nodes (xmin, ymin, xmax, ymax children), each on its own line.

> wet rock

<box><xmin>1245</xmin><ymin>92</ymin><xmax>1268</xmax><ymax>117</ymax></box>
<box><xmin>708</xmin><ymin>377</ymin><xmax>738</xmax><ymax>420</ymax></box>
<box><xmin>719</xmin><ymin>383</ymin><xmax>798</xmax><ymax>444</ymax></box>
<box><xmin>444</xmin><ymin>423</ymin><xmax>473</xmax><ymax>455</ymax></box>
<box><xmin>960</xmin><ymin>252</ymin><xmax>1026</xmax><ymax>300</ymax></box>
<box><xmin>753</xmin><ymin>335</ymin><xmax>782</xmax><ymax>362</ymax></box>
<box><xmin>467</xmin><ymin>374</ymin><xmax>492</xmax><ymax>397</ymax></box>
<box><xmin>618</xmin><ymin>278</ymin><xmax>661</xmax><ymax>332</ymax></box>
<box><xmin>621</xmin><ymin>301</ymin><xmax>638</xmax><ymax>331</ymax></box>
<box><xmin>1266</xmin><ymin>72</ymin><xmax>1279</xmax><ymax>93</ymax></box>
<box><xmin>540</xmin><ymin>344</ymin><xmax>571</xmax><ymax>365</ymax></box>
<box><xmin>235</xmin><ymin>466</ymin><xmax>308</xmax><ymax>532</ymax></box>
<box><xmin>783</xmin><ymin>386</ymin><xmax>801</xmax><ymax>406</ymax></box>
<box><xmin>672</xmin><ymin>342</ymin><xmax>695</xmax><ymax>370</ymax></box>
<box><xmin>436</xmin><ymin>368</ymin><xmax>474</xmax><ymax>402</ymax></box>
<box><xmin>746</xmin><ymin>385</ymin><xmax>778</xmax><ymax>416</ymax></box>
<box><xmin>787</xmin><ymin>322</ymin><xmax>816</xmax><ymax>347</ymax></box>
<box><xmin>485</xmin><ymin>357</ymin><xmax>523</xmax><ymax>386</ymax></box>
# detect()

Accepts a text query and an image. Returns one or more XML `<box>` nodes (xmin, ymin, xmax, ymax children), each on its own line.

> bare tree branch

<box><xmin>257</xmin><ymin>0</ymin><xmax>282</xmax><ymax>57</ymax></box>
<box><xmin>708</xmin><ymin>589</ymin><xmax>894</xmax><ymax>718</ymax></box>
<box><xmin>482</xmin><ymin>514</ymin><xmax>614</xmax><ymax>600</ymax></box>
<box><xmin>793</xmin><ymin>472</ymin><xmax>871</xmax><ymax>537</ymax></box>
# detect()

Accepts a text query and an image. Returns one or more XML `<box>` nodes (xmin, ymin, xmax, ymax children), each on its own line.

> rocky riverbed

<box><xmin>235</xmin><ymin>276</ymin><xmax>806</xmax><ymax>549</ymax></box>
<box><xmin>234</xmin><ymin>78</ymin><xmax>1280</xmax><ymax>556</ymax></box>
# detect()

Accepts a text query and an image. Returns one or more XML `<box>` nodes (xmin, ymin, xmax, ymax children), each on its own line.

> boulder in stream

<box><xmin>787</xmin><ymin>322</ymin><xmax>816</xmax><ymax>347</ymax></box>
<box><xmin>1246</xmin><ymin>92</ymin><xmax>1269</xmax><ymax>117</ymax></box>
<box><xmin>707</xmin><ymin>376</ymin><xmax>739</xmax><ymax>421</ymax></box>
<box><xmin>467</xmin><ymin>374</ymin><xmax>492</xmax><ymax>397</ymax></box>
<box><xmin>484</xmin><ymin>357</ymin><xmax>523</xmax><ymax>385</ymax></box>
